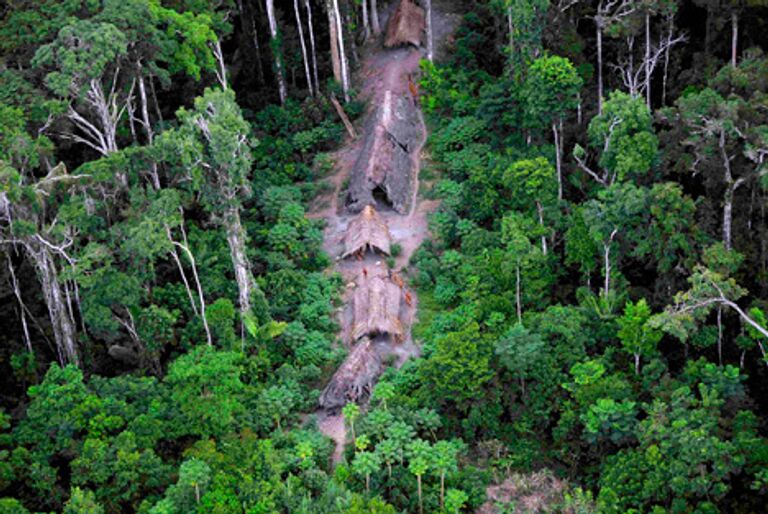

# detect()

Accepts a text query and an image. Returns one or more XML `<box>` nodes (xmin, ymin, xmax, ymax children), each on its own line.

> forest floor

<box><xmin>310</xmin><ymin>1</ymin><xmax>461</xmax><ymax>465</ymax></box>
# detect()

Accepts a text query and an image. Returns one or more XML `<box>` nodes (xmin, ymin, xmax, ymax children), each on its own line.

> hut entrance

<box><xmin>372</xmin><ymin>185</ymin><xmax>394</xmax><ymax>211</ymax></box>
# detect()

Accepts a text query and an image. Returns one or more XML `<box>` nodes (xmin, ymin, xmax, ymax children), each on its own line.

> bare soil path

<box><xmin>309</xmin><ymin>0</ymin><xmax>461</xmax><ymax>466</ymax></box>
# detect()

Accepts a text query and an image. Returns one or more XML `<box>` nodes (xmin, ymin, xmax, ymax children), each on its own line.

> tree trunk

<box><xmin>662</xmin><ymin>13</ymin><xmax>673</xmax><ymax>105</ymax></box>
<box><xmin>371</xmin><ymin>0</ymin><xmax>380</xmax><ymax>35</ymax></box>
<box><xmin>440</xmin><ymin>472</ymin><xmax>445</xmax><ymax>508</ymax></box>
<box><xmin>333</xmin><ymin>0</ymin><xmax>351</xmax><ymax>102</ymax></box>
<box><xmin>225</xmin><ymin>208</ymin><xmax>254</xmax><ymax>320</ymax></box>
<box><xmin>361</xmin><ymin>0</ymin><xmax>370</xmax><ymax>41</ymax></box>
<box><xmin>717</xmin><ymin>305</ymin><xmax>723</xmax><ymax>365</ymax></box>
<box><xmin>294</xmin><ymin>0</ymin><xmax>314</xmax><ymax>96</ymax></box>
<box><xmin>603</xmin><ymin>231</ymin><xmax>617</xmax><ymax>298</ymax></box>
<box><xmin>266</xmin><ymin>0</ymin><xmax>288</xmax><ymax>104</ymax></box>
<box><xmin>27</xmin><ymin>242</ymin><xmax>78</xmax><ymax>366</ymax></box>
<box><xmin>553</xmin><ymin>120</ymin><xmax>562</xmax><ymax>200</ymax></box>
<box><xmin>417</xmin><ymin>474</ymin><xmax>423</xmax><ymax>514</ymax></box>
<box><xmin>7</xmin><ymin>254</ymin><xmax>33</xmax><ymax>354</ymax></box>
<box><xmin>720</xmin><ymin>128</ymin><xmax>740</xmax><ymax>251</ymax></box>
<box><xmin>167</xmin><ymin>225</ymin><xmax>213</xmax><ymax>346</ymax></box>
<box><xmin>596</xmin><ymin>19</ymin><xmax>604</xmax><ymax>114</ymax></box>
<box><xmin>327</xmin><ymin>0</ymin><xmax>342</xmax><ymax>84</ymax></box>
<box><xmin>305</xmin><ymin>0</ymin><xmax>320</xmax><ymax>93</ymax></box>
<box><xmin>732</xmin><ymin>11</ymin><xmax>738</xmax><ymax>68</ymax></box>
<box><xmin>723</xmin><ymin>181</ymin><xmax>737</xmax><ymax>251</ymax></box>
<box><xmin>425</xmin><ymin>0</ymin><xmax>434</xmax><ymax>62</ymax></box>
<box><xmin>212</xmin><ymin>38</ymin><xmax>228</xmax><ymax>89</ymax></box>
<box><xmin>507</xmin><ymin>6</ymin><xmax>514</xmax><ymax>62</ymax></box>
<box><xmin>516</xmin><ymin>259</ymin><xmax>522</xmax><ymax>324</ymax></box>
<box><xmin>645</xmin><ymin>12</ymin><xmax>651</xmax><ymax>108</ymax></box>
<box><xmin>536</xmin><ymin>201</ymin><xmax>547</xmax><ymax>256</ymax></box>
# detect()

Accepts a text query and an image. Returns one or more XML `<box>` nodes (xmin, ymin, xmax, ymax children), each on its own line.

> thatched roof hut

<box><xmin>384</xmin><ymin>0</ymin><xmax>425</xmax><ymax>48</ymax></box>
<box><xmin>341</xmin><ymin>205</ymin><xmax>392</xmax><ymax>258</ymax></box>
<box><xmin>346</xmin><ymin>91</ymin><xmax>420</xmax><ymax>214</ymax></box>
<box><xmin>352</xmin><ymin>272</ymin><xmax>404</xmax><ymax>342</ymax></box>
<box><xmin>319</xmin><ymin>337</ymin><xmax>382</xmax><ymax>409</ymax></box>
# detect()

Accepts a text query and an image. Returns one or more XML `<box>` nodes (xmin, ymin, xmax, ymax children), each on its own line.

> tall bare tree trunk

<box><xmin>327</xmin><ymin>0</ymin><xmax>342</xmax><ymax>84</ymax></box>
<box><xmin>26</xmin><ymin>242</ymin><xmax>78</xmax><ymax>366</ymax></box>
<box><xmin>7</xmin><ymin>254</ymin><xmax>33</xmax><ymax>354</ymax></box>
<box><xmin>371</xmin><ymin>0</ymin><xmax>381</xmax><ymax>35</ymax></box>
<box><xmin>720</xmin><ymin>129</ymin><xmax>743</xmax><ymax>251</ymax></box>
<box><xmin>333</xmin><ymin>0</ymin><xmax>351</xmax><ymax>102</ymax></box>
<box><xmin>553</xmin><ymin>120</ymin><xmax>562</xmax><ymax>200</ymax></box>
<box><xmin>596</xmin><ymin>19</ymin><xmax>604</xmax><ymax>114</ymax></box>
<box><xmin>515</xmin><ymin>259</ymin><xmax>522</xmax><ymax>324</ymax></box>
<box><xmin>731</xmin><ymin>11</ymin><xmax>738</xmax><ymax>68</ymax></box>
<box><xmin>361</xmin><ymin>0</ymin><xmax>370</xmax><ymax>41</ymax></box>
<box><xmin>645</xmin><ymin>11</ymin><xmax>651</xmax><ymax>108</ymax></box>
<box><xmin>662</xmin><ymin>13</ymin><xmax>673</xmax><ymax>105</ymax></box>
<box><xmin>166</xmin><ymin>224</ymin><xmax>213</xmax><ymax>346</ymax></box>
<box><xmin>305</xmin><ymin>0</ymin><xmax>320</xmax><ymax>93</ymax></box>
<box><xmin>425</xmin><ymin>0</ymin><xmax>434</xmax><ymax>62</ymax></box>
<box><xmin>225</xmin><ymin>208</ymin><xmax>254</xmax><ymax>320</ymax></box>
<box><xmin>536</xmin><ymin>201</ymin><xmax>548</xmax><ymax>256</ymax></box>
<box><xmin>294</xmin><ymin>0</ymin><xmax>314</xmax><ymax>96</ymax></box>
<box><xmin>266</xmin><ymin>0</ymin><xmax>288</xmax><ymax>104</ymax></box>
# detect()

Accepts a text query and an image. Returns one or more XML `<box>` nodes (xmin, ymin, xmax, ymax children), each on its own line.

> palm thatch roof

<box><xmin>352</xmin><ymin>271</ymin><xmax>404</xmax><ymax>342</ymax></box>
<box><xmin>341</xmin><ymin>205</ymin><xmax>392</xmax><ymax>258</ymax></box>
<box><xmin>319</xmin><ymin>337</ymin><xmax>382</xmax><ymax>409</ymax></box>
<box><xmin>346</xmin><ymin>91</ymin><xmax>420</xmax><ymax>214</ymax></box>
<box><xmin>384</xmin><ymin>0</ymin><xmax>425</xmax><ymax>48</ymax></box>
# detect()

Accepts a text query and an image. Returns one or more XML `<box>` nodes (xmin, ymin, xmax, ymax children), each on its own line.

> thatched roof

<box><xmin>346</xmin><ymin>91</ymin><xmax>420</xmax><ymax>214</ymax></box>
<box><xmin>384</xmin><ymin>0</ymin><xmax>425</xmax><ymax>48</ymax></box>
<box><xmin>352</xmin><ymin>272</ymin><xmax>404</xmax><ymax>341</ymax></box>
<box><xmin>342</xmin><ymin>205</ymin><xmax>392</xmax><ymax>258</ymax></box>
<box><xmin>319</xmin><ymin>337</ymin><xmax>382</xmax><ymax>410</ymax></box>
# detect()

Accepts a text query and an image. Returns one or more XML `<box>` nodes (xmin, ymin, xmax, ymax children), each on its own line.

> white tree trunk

<box><xmin>596</xmin><ymin>20</ymin><xmax>604</xmax><ymax>114</ymax></box>
<box><xmin>371</xmin><ymin>0</ymin><xmax>381</xmax><ymax>35</ymax></box>
<box><xmin>645</xmin><ymin>12</ymin><xmax>651</xmax><ymax>108</ymax></box>
<box><xmin>536</xmin><ymin>201</ymin><xmax>548</xmax><ymax>256</ymax></box>
<box><xmin>327</xmin><ymin>0</ymin><xmax>342</xmax><ymax>84</ymax></box>
<box><xmin>723</xmin><ymin>183</ymin><xmax>736</xmax><ymax>251</ymax></box>
<box><xmin>333</xmin><ymin>0</ymin><xmax>350</xmax><ymax>102</ymax></box>
<box><xmin>603</xmin><ymin>242</ymin><xmax>611</xmax><ymax>298</ymax></box>
<box><xmin>212</xmin><ymin>38</ymin><xmax>228</xmax><ymax>89</ymax></box>
<box><xmin>361</xmin><ymin>0</ymin><xmax>370</xmax><ymax>41</ymax></box>
<box><xmin>225</xmin><ymin>207</ymin><xmax>253</xmax><ymax>319</ymax></box>
<box><xmin>166</xmin><ymin>224</ymin><xmax>213</xmax><ymax>346</ymax></box>
<box><xmin>7</xmin><ymin>254</ymin><xmax>33</xmax><ymax>354</ymax></box>
<box><xmin>731</xmin><ymin>11</ymin><xmax>738</xmax><ymax>68</ymax></box>
<box><xmin>27</xmin><ymin>242</ymin><xmax>78</xmax><ymax>366</ymax></box>
<box><xmin>266</xmin><ymin>0</ymin><xmax>288</xmax><ymax>104</ymax></box>
<box><xmin>305</xmin><ymin>0</ymin><xmax>321</xmax><ymax>93</ymax></box>
<box><xmin>662</xmin><ymin>14</ymin><xmax>673</xmax><ymax>105</ymax></box>
<box><xmin>553</xmin><ymin>120</ymin><xmax>562</xmax><ymax>200</ymax></box>
<box><xmin>717</xmin><ymin>305</ymin><xmax>723</xmax><ymax>365</ymax></box>
<box><xmin>425</xmin><ymin>0</ymin><xmax>434</xmax><ymax>62</ymax></box>
<box><xmin>516</xmin><ymin>259</ymin><xmax>522</xmax><ymax>324</ymax></box>
<box><xmin>294</xmin><ymin>0</ymin><xmax>314</xmax><ymax>96</ymax></box>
